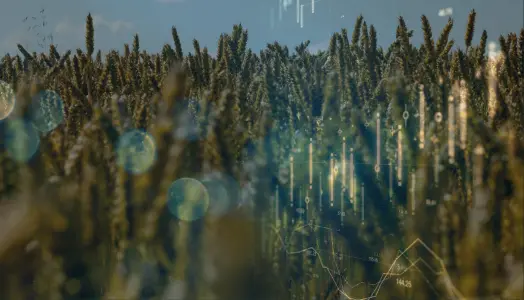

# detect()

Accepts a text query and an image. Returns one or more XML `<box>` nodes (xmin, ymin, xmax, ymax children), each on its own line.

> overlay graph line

<box><xmin>272</xmin><ymin>224</ymin><xmax>467</xmax><ymax>300</ymax></box>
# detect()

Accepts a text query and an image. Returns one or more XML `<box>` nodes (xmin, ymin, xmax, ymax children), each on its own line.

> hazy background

<box><xmin>0</xmin><ymin>0</ymin><xmax>522</xmax><ymax>56</ymax></box>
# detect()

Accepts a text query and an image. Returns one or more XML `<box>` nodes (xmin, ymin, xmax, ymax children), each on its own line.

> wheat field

<box><xmin>0</xmin><ymin>11</ymin><xmax>523</xmax><ymax>300</ymax></box>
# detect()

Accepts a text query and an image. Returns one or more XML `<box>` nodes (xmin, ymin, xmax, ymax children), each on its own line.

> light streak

<box><xmin>341</xmin><ymin>141</ymin><xmax>345</xmax><ymax>222</ymax></box>
<box><xmin>487</xmin><ymin>56</ymin><xmax>499</xmax><ymax>122</ymax></box>
<box><xmin>275</xmin><ymin>185</ymin><xmax>280</xmax><ymax>225</ymax></box>
<box><xmin>411</xmin><ymin>171</ymin><xmax>416</xmax><ymax>215</ymax></box>
<box><xmin>290</xmin><ymin>155</ymin><xmax>294</xmax><ymax>207</ymax></box>
<box><xmin>434</xmin><ymin>149</ymin><xmax>439</xmax><ymax>186</ymax></box>
<box><xmin>330</xmin><ymin>153</ymin><xmax>334</xmax><ymax>206</ymax></box>
<box><xmin>279</xmin><ymin>0</ymin><xmax>283</xmax><ymax>21</ymax></box>
<box><xmin>319</xmin><ymin>171</ymin><xmax>323</xmax><ymax>212</ymax></box>
<box><xmin>342</xmin><ymin>137</ymin><xmax>346</xmax><ymax>188</ymax></box>
<box><xmin>448</xmin><ymin>96</ymin><xmax>455</xmax><ymax>164</ymax></box>
<box><xmin>361</xmin><ymin>183</ymin><xmax>365</xmax><ymax>222</ymax></box>
<box><xmin>350</xmin><ymin>148</ymin><xmax>354</xmax><ymax>202</ymax></box>
<box><xmin>459</xmin><ymin>80</ymin><xmax>468</xmax><ymax>150</ymax></box>
<box><xmin>376</xmin><ymin>113</ymin><xmax>381</xmax><ymax>173</ymax></box>
<box><xmin>296</xmin><ymin>0</ymin><xmax>300</xmax><ymax>23</ymax></box>
<box><xmin>397</xmin><ymin>125</ymin><xmax>403</xmax><ymax>186</ymax></box>
<box><xmin>305</xmin><ymin>190</ymin><xmax>310</xmax><ymax>210</ymax></box>
<box><xmin>389</xmin><ymin>160</ymin><xmax>393</xmax><ymax>202</ymax></box>
<box><xmin>419</xmin><ymin>85</ymin><xmax>425</xmax><ymax>149</ymax></box>
<box><xmin>309</xmin><ymin>138</ymin><xmax>313</xmax><ymax>187</ymax></box>
<box><xmin>300</xmin><ymin>4</ymin><xmax>304</xmax><ymax>28</ymax></box>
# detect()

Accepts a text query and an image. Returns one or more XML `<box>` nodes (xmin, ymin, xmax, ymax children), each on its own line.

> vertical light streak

<box><xmin>342</xmin><ymin>137</ymin><xmax>346</xmax><ymax>188</ymax></box>
<box><xmin>341</xmin><ymin>139</ymin><xmax>345</xmax><ymax>221</ymax></box>
<box><xmin>312</xmin><ymin>0</ymin><xmax>315</xmax><ymax>13</ymax></box>
<box><xmin>330</xmin><ymin>153</ymin><xmax>334</xmax><ymax>206</ymax></box>
<box><xmin>300</xmin><ymin>5</ymin><xmax>304</xmax><ymax>28</ymax></box>
<box><xmin>448</xmin><ymin>96</ymin><xmax>455</xmax><ymax>164</ymax></box>
<box><xmin>290</xmin><ymin>156</ymin><xmax>294</xmax><ymax>207</ymax></box>
<box><xmin>279</xmin><ymin>0</ymin><xmax>283</xmax><ymax>21</ymax></box>
<box><xmin>419</xmin><ymin>85</ymin><xmax>425</xmax><ymax>149</ymax></box>
<box><xmin>389</xmin><ymin>160</ymin><xmax>393</xmax><ymax>203</ymax></box>
<box><xmin>296</xmin><ymin>0</ymin><xmax>300</xmax><ymax>23</ymax></box>
<box><xmin>487</xmin><ymin>58</ymin><xmax>498</xmax><ymax>122</ymax></box>
<box><xmin>275</xmin><ymin>185</ymin><xmax>280</xmax><ymax>225</ymax></box>
<box><xmin>361</xmin><ymin>183</ymin><xmax>365</xmax><ymax>222</ymax></box>
<box><xmin>319</xmin><ymin>171</ymin><xmax>323</xmax><ymax>212</ymax></box>
<box><xmin>397</xmin><ymin>125</ymin><xmax>403</xmax><ymax>186</ymax></box>
<box><xmin>411</xmin><ymin>171</ymin><xmax>416</xmax><ymax>215</ymax></box>
<box><xmin>350</xmin><ymin>148</ymin><xmax>354</xmax><ymax>202</ymax></box>
<box><xmin>305</xmin><ymin>190</ymin><xmax>310</xmax><ymax>210</ymax></box>
<box><xmin>340</xmin><ymin>186</ymin><xmax>344</xmax><ymax>219</ymax></box>
<box><xmin>434</xmin><ymin>149</ymin><xmax>440</xmax><ymax>186</ymax></box>
<box><xmin>459</xmin><ymin>80</ymin><xmax>468</xmax><ymax>150</ymax></box>
<box><xmin>376</xmin><ymin>113</ymin><xmax>381</xmax><ymax>173</ymax></box>
<box><xmin>309</xmin><ymin>138</ymin><xmax>313</xmax><ymax>187</ymax></box>
<box><xmin>403</xmin><ymin>104</ymin><xmax>409</xmax><ymax>128</ymax></box>
<box><xmin>330</xmin><ymin>230</ymin><xmax>335</xmax><ymax>257</ymax></box>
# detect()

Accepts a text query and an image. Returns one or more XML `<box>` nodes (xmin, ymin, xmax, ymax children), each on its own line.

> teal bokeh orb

<box><xmin>29</xmin><ymin>90</ymin><xmax>65</xmax><ymax>133</ymax></box>
<box><xmin>116</xmin><ymin>129</ymin><xmax>157</xmax><ymax>174</ymax></box>
<box><xmin>4</xmin><ymin>118</ymin><xmax>40</xmax><ymax>162</ymax></box>
<box><xmin>167</xmin><ymin>178</ymin><xmax>209</xmax><ymax>222</ymax></box>
<box><xmin>200</xmin><ymin>172</ymin><xmax>240</xmax><ymax>217</ymax></box>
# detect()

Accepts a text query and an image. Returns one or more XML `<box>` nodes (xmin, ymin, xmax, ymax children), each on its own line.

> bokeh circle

<box><xmin>4</xmin><ymin>118</ymin><xmax>40</xmax><ymax>162</ymax></box>
<box><xmin>29</xmin><ymin>90</ymin><xmax>65</xmax><ymax>133</ymax></box>
<box><xmin>0</xmin><ymin>81</ymin><xmax>16</xmax><ymax>120</ymax></box>
<box><xmin>172</xmin><ymin>99</ymin><xmax>204</xmax><ymax>141</ymax></box>
<box><xmin>200</xmin><ymin>171</ymin><xmax>240</xmax><ymax>217</ymax></box>
<box><xmin>116</xmin><ymin>129</ymin><xmax>157</xmax><ymax>174</ymax></box>
<box><xmin>167</xmin><ymin>178</ymin><xmax>209</xmax><ymax>221</ymax></box>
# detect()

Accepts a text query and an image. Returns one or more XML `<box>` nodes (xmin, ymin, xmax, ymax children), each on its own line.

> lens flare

<box><xmin>29</xmin><ymin>90</ymin><xmax>65</xmax><ymax>133</ymax></box>
<box><xmin>200</xmin><ymin>172</ymin><xmax>239</xmax><ymax>217</ymax></box>
<box><xmin>173</xmin><ymin>99</ymin><xmax>203</xmax><ymax>141</ymax></box>
<box><xmin>167</xmin><ymin>178</ymin><xmax>209</xmax><ymax>221</ymax></box>
<box><xmin>116</xmin><ymin>129</ymin><xmax>157</xmax><ymax>174</ymax></box>
<box><xmin>4</xmin><ymin>118</ymin><xmax>40</xmax><ymax>162</ymax></box>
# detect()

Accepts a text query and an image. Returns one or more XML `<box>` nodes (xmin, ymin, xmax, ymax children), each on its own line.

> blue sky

<box><xmin>0</xmin><ymin>0</ymin><xmax>522</xmax><ymax>56</ymax></box>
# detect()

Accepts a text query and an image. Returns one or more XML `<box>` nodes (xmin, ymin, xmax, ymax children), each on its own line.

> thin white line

<box><xmin>271</xmin><ymin>224</ymin><xmax>466</xmax><ymax>300</ymax></box>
